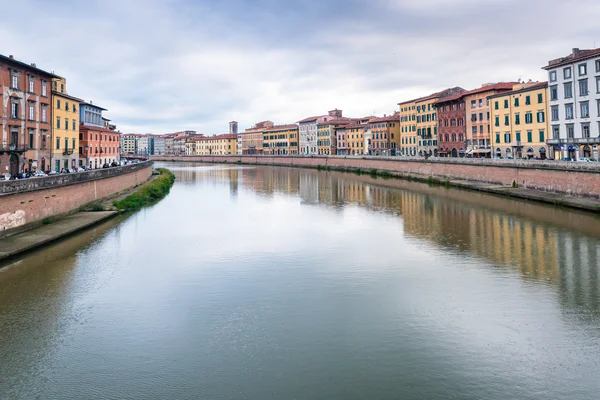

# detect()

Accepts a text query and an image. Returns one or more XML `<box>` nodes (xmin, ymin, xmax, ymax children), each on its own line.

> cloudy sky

<box><xmin>6</xmin><ymin>0</ymin><xmax>599</xmax><ymax>134</ymax></box>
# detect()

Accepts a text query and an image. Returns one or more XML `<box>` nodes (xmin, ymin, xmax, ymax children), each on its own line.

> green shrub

<box><xmin>369</xmin><ymin>168</ymin><xmax>378</xmax><ymax>176</ymax></box>
<box><xmin>42</xmin><ymin>217</ymin><xmax>56</xmax><ymax>225</ymax></box>
<box><xmin>90</xmin><ymin>202</ymin><xmax>105</xmax><ymax>211</ymax></box>
<box><xmin>379</xmin><ymin>170</ymin><xmax>391</xmax><ymax>178</ymax></box>
<box><xmin>113</xmin><ymin>168</ymin><xmax>175</xmax><ymax>211</ymax></box>
<box><xmin>353</xmin><ymin>168</ymin><xmax>362</xmax><ymax>175</ymax></box>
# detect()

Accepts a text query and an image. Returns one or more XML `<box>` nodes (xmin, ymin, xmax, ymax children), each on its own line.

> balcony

<box><xmin>575</xmin><ymin>137</ymin><xmax>600</xmax><ymax>144</ymax></box>
<box><xmin>0</xmin><ymin>143</ymin><xmax>28</xmax><ymax>153</ymax></box>
<box><xmin>63</xmin><ymin>148</ymin><xmax>74</xmax><ymax>156</ymax></box>
<box><xmin>511</xmin><ymin>141</ymin><xmax>523</xmax><ymax>147</ymax></box>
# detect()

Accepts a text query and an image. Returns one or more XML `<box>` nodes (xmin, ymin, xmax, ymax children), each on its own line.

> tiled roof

<box><xmin>196</xmin><ymin>134</ymin><xmax>238</xmax><ymax>141</ymax></box>
<box><xmin>264</xmin><ymin>124</ymin><xmax>299</xmax><ymax>132</ymax></box>
<box><xmin>297</xmin><ymin>115</ymin><xmax>325</xmax><ymax>123</ymax></box>
<box><xmin>461</xmin><ymin>82</ymin><xmax>518</xmax><ymax>97</ymax></box>
<box><xmin>367</xmin><ymin>113</ymin><xmax>400</xmax><ymax>123</ymax></box>
<box><xmin>79</xmin><ymin>124</ymin><xmax>121</xmax><ymax>134</ymax></box>
<box><xmin>0</xmin><ymin>54</ymin><xmax>62</xmax><ymax>78</ymax></box>
<box><xmin>543</xmin><ymin>48</ymin><xmax>600</xmax><ymax>70</ymax></box>
<box><xmin>317</xmin><ymin>117</ymin><xmax>353</xmax><ymax>126</ymax></box>
<box><xmin>487</xmin><ymin>81</ymin><xmax>548</xmax><ymax>99</ymax></box>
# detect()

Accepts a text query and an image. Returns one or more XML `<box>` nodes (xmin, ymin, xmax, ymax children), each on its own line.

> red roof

<box><xmin>264</xmin><ymin>124</ymin><xmax>299</xmax><ymax>132</ymax></box>
<box><xmin>79</xmin><ymin>124</ymin><xmax>120</xmax><ymax>135</ymax></box>
<box><xmin>297</xmin><ymin>115</ymin><xmax>325</xmax><ymax>123</ymax></box>
<box><xmin>196</xmin><ymin>134</ymin><xmax>237</xmax><ymax>141</ymax></box>
<box><xmin>543</xmin><ymin>48</ymin><xmax>600</xmax><ymax>70</ymax></box>
<box><xmin>367</xmin><ymin>112</ymin><xmax>400</xmax><ymax>123</ymax></box>
<box><xmin>487</xmin><ymin>81</ymin><xmax>548</xmax><ymax>99</ymax></box>
<box><xmin>317</xmin><ymin>117</ymin><xmax>353</xmax><ymax>126</ymax></box>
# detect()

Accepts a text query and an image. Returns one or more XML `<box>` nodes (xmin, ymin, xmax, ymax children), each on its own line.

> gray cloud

<box><xmin>4</xmin><ymin>0</ymin><xmax>599</xmax><ymax>134</ymax></box>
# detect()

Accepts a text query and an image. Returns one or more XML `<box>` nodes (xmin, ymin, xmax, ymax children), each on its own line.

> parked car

<box><xmin>0</xmin><ymin>173</ymin><xmax>11</xmax><ymax>181</ymax></box>
<box><xmin>76</xmin><ymin>167</ymin><xmax>86</xmax><ymax>172</ymax></box>
<box><xmin>33</xmin><ymin>171</ymin><xmax>47</xmax><ymax>178</ymax></box>
<box><xmin>110</xmin><ymin>161</ymin><xmax>118</xmax><ymax>167</ymax></box>
<box><xmin>102</xmin><ymin>163</ymin><xmax>110</xmax><ymax>169</ymax></box>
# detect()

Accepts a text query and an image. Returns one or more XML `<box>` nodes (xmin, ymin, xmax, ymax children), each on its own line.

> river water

<box><xmin>1</xmin><ymin>162</ymin><xmax>600</xmax><ymax>400</ymax></box>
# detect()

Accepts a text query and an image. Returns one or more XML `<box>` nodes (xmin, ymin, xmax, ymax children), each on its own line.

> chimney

<box><xmin>572</xmin><ymin>48</ymin><xmax>581</xmax><ymax>57</ymax></box>
<box><xmin>9</xmin><ymin>55</ymin><xmax>14</xmax><ymax>59</ymax></box>
<box><xmin>31</xmin><ymin>63</ymin><xmax>36</xmax><ymax>68</ymax></box>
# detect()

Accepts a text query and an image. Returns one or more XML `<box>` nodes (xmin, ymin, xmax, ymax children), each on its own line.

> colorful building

<box><xmin>0</xmin><ymin>54</ymin><xmax>56</xmax><ymax>174</ymax></box>
<box><xmin>543</xmin><ymin>48</ymin><xmax>600</xmax><ymax>160</ymax></box>
<box><xmin>416</xmin><ymin>87</ymin><xmax>463</xmax><ymax>157</ymax></box>
<box><xmin>366</xmin><ymin>113</ymin><xmax>401</xmax><ymax>156</ymax></box>
<box><xmin>121</xmin><ymin>134</ymin><xmax>138</xmax><ymax>155</ymax></box>
<box><xmin>488</xmin><ymin>82</ymin><xmax>550</xmax><ymax>159</ymax></box>
<box><xmin>241</xmin><ymin>121</ymin><xmax>273</xmax><ymax>155</ymax></box>
<box><xmin>51</xmin><ymin>77</ymin><xmax>82</xmax><ymax>171</ymax></box>
<box><xmin>398</xmin><ymin>99</ymin><xmax>417</xmax><ymax>156</ymax></box>
<box><xmin>335</xmin><ymin>125</ymin><xmax>349</xmax><ymax>155</ymax></box>
<box><xmin>435</xmin><ymin>90</ymin><xmax>467</xmax><ymax>157</ymax></box>
<box><xmin>263</xmin><ymin>124</ymin><xmax>299</xmax><ymax>155</ymax></box>
<box><xmin>463</xmin><ymin>83</ymin><xmax>516</xmax><ymax>158</ymax></box>
<box><xmin>195</xmin><ymin>134</ymin><xmax>237</xmax><ymax>155</ymax></box>
<box><xmin>298</xmin><ymin>109</ymin><xmax>342</xmax><ymax>155</ymax></box>
<box><xmin>317</xmin><ymin>115</ymin><xmax>351</xmax><ymax>155</ymax></box>
<box><xmin>346</xmin><ymin>121</ymin><xmax>366</xmax><ymax>155</ymax></box>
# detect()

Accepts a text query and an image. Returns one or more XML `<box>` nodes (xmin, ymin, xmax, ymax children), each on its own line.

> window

<box><xmin>565</xmin><ymin>103</ymin><xmax>574</xmax><ymax>119</ymax></box>
<box><xmin>525</xmin><ymin>96</ymin><xmax>531</xmax><ymax>105</ymax></box>
<box><xmin>539</xmin><ymin>130</ymin><xmax>545</xmax><ymax>143</ymax></box>
<box><xmin>479</xmin><ymin>99</ymin><xmax>483</xmax><ymax>107</ymax></box>
<box><xmin>516</xmin><ymin>131</ymin><xmax>521</xmax><ymax>142</ymax></box>
<box><xmin>471</xmin><ymin>100</ymin><xmax>477</xmax><ymax>108</ymax></box>
<box><xmin>538</xmin><ymin>93</ymin><xmax>543</xmax><ymax>103</ymax></box>
<box><xmin>494</xmin><ymin>101</ymin><xmax>499</xmax><ymax>110</ymax></box>
<box><xmin>41</xmin><ymin>131</ymin><xmax>47</xmax><ymax>149</ymax></box>
<box><xmin>495</xmin><ymin>133</ymin><xmax>500</xmax><ymax>143</ymax></box>
<box><xmin>537</xmin><ymin>111</ymin><xmax>545</xmax><ymax>123</ymax></box>
<box><xmin>480</xmin><ymin>125</ymin><xmax>484</xmax><ymax>134</ymax></box>
<box><xmin>504</xmin><ymin>115</ymin><xmax>509</xmax><ymax>126</ymax></box>
<box><xmin>578</xmin><ymin>63</ymin><xmax>587</xmax><ymax>76</ymax></box>
<box><xmin>597</xmin><ymin>60</ymin><xmax>600</xmax><ymax>72</ymax></box>
<box><xmin>61</xmin><ymin>83</ymin><xmax>64</xmax><ymax>93</ymax></box>
<box><xmin>504</xmin><ymin>133</ymin><xmax>511</xmax><ymax>143</ymax></box>
<box><xmin>42</xmin><ymin>81</ymin><xmax>47</xmax><ymax>96</ymax></box>
<box><xmin>551</xmin><ymin>106</ymin><xmax>559</xmax><ymax>121</ymax></box>
<box><xmin>42</xmin><ymin>105</ymin><xmax>47</xmax><ymax>122</ymax></box>
<box><xmin>65</xmin><ymin>101</ymin><xmax>69</xmax><ymax>111</ymax></box>
<box><xmin>29</xmin><ymin>78</ymin><xmax>35</xmax><ymax>93</ymax></box>
<box><xmin>73</xmin><ymin>104</ymin><xmax>77</xmax><ymax>113</ymax></box>
<box><xmin>72</xmin><ymin>120</ymin><xmax>76</xmax><ymax>130</ymax></box>
<box><xmin>504</xmin><ymin>99</ymin><xmax>509</xmax><ymax>108</ymax></box>
<box><xmin>527</xmin><ymin>131</ymin><xmax>533</xmax><ymax>142</ymax></box>
<box><xmin>550</xmin><ymin>86</ymin><xmax>558</xmax><ymax>101</ymax></box>
<box><xmin>579</xmin><ymin>79</ymin><xmax>588</xmax><ymax>96</ymax></box>
<box><xmin>564</xmin><ymin>67</ymin><xmax>572</xmax><ymax>79</ymax></box>
<box><xmin>514</xmin><ymin>97</ymin><xmax>519</xmax><ymax>107</ymax></box>
<box><xmin>56</xmin><ymin>137</ymin><xmax>61</xmax><ymax>150</ymax></box>
<box><xmin>53</xmin><ymin>81</ymin><xmax>57</xmax><ymax>91</ymax></box>
<box><xmin>581</xmin><ymin>101</ymin><xmax>590</xmax><ymax>118</ymax></box>
<box><xmin>567</xmin><ymin>124</ymin><xmax>574</xmax><ymax>139</ymax></box>
<box><xmin>516</xmin><ymin>113</ymin><xmax>521</xmax><ymax>125</ymax></box>
<box><xmin>29</xmin><ymin>103</ymin><xmax>34</xmax><ymax>120</ymax></box>
<box><xmin>11</xmin><ymin>73</ymin><xmax>19</xmax><ymax>89</ymax></box>
<box><xmin>57</xmin><ymin>99</ymin><xmax>61</xmax><ymax>109</ymax></box>
<box><xmin>495</xmin><ymin>116</ymin><xmax>500</xmax><ymax>127</ymax></box>
<box><xmin>582</xmin><ymin>123</ymin><xmax>590</xmax><ymax>138</ymax></box>
<box><xmin>525</xmin><ymin>112</ymin><xmax>532</xmax><ymax>124</ymax></box>
<box><xmin>64</xmin><ymin>138</ymin><xmax>68</xmax><ymax>150</ymax></box>
<box><xmin>29</xmin><ymin>129</ymin><xmax>34</xmax><ymax>149</ymax></box>
<box><xmin>564</xmin><ymin>82</ymin><xmax>573</xmax><ymax>98</ymax></box>
<box><xmin>472</xmin><ymin>126</ymin><xmax>477</xmax><ymax>134</ymax></box>
<box><xmin>10</xmin><ymin>102</ymin><xmax>18</xmax><ymax>119</ymax></box>
<box><xmin>56</xmin><ymin>116</ymin><xmax>61</xmax><ymax>129</ymax></box>
<box><xmin>550</xmin><ymin>71</ymin><xmax>557</xmax><ymax>82</ymax></box>
<box><xmin>596</xmin><ymin>77</ymin><xmax>600</xmax><ymax>93</ymax></box>
<box><xmin>552</xmin><ymin>125</ymin><xmax>560</xmax><ymax>139</ymax></box>
<box><xmin>65</xmin><ymin>118</ymin><xmax>69</xmax><ymax>130</ymax></box>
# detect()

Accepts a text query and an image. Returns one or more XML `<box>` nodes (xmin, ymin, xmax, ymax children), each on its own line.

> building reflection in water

<box><xmin>158</xmin><ymin>162</ymin><xmax>600</xmax><ymax>312</ymax></box>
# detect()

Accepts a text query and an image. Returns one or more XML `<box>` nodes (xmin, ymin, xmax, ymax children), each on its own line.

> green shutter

<box><xmin>495</xmin><ymin>116</ymin><xmax>500</xmax><ymax>126</ymax></box>
<box><xmin>515</xmin><ymin>114</ymin><xmax>520</xmax><ymax>125</ymax></box>
<box><xmin>515</xmin><ymin>98</ymin><xmax>519</xmax><ymax>107</ymax></box>
<box><xmin>539</xmin><ymin>130</ymin><xmax>545</xmax><ymax>142</ymax></box>
<box><xmin>516</xmin><ymin>132</ymin><xmax>521</xmax><ymax>141</ymax></box>
<box><xmin>538</xmin><ymin>93</ymin><xmax>543</xmax><ymax>103</ymax></box>
<box><xmin>495</xmin><ymin>101</ymin><xmax>499</xmax><ymax>110</ymax></box>
<box><xmin>505</xmin><ymin>115</ymin><xmax>509</xmax><ymax>126</ymax></box>
<box><xmin>525</xmin><ymin>96</ymin><xmax>531</xmax><ymax>105</ymax></box>
<box><xmin>527</xmin><ymin>131</ymin><xmax>532</xmax><ymax>142</ymax></box>
<box><xmin>495</xmin><ymin>134</ymin><xmax>500</xmax><ymax>143</ymax></box>
<box><xmin>504</xmin><ymin>99</ymin><xmax>509</xmax><ymax>108</ymax></box>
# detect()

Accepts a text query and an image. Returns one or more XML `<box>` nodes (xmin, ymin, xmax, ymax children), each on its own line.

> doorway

<box><xmin>9</xmin><ymin>153</ymin><xmax>19</xmax><ymax>176</ymax></box>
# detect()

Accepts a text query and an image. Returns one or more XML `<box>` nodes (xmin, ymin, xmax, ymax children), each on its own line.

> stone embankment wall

<box><xmin>0</xmin><ymin>161</ymin><xmax>153</xmax><ymax>233</ymax></box>
<box><xmin>152</xmin><ymin>155</ymin><xmax>600</xmax><ymax>198</ymax></box>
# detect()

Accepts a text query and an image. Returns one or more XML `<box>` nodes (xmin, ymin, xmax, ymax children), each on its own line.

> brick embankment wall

<box><xmin>152</xmin><ymin>155</ymin><xmax>600</xmax><ymax>198</ymax></box>
<box><xmin>0</xmin><ymin>161</ymin><xmax>153</xmax><ymax>233</ymax></box>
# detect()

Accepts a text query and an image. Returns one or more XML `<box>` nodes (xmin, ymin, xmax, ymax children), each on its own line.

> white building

<box><xmin>298</xmin><ymin>109</ymin><xmax>343</xmax><ymax>155</ymax></box>
<box><xmin>137</xmin><ymin>135</ymin><xmax>153</xmax><ymax>156</ymax></box>
<box><xmin>543</xmin><ymin>48</ymin><xmax>600</xmax><ymax>160</ymax></box>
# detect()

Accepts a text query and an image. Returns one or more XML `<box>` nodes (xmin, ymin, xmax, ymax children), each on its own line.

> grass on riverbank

<box><xmin>113</xmin><ymin>168</ymin><xmax>175</xmax><ymax>211</ymax></box>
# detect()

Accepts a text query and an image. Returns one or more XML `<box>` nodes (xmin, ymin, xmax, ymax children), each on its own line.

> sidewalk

<box><xmin>0</xmin><ymin>211</ymin><xmax>116</xmax><ymax>263</ymax></box>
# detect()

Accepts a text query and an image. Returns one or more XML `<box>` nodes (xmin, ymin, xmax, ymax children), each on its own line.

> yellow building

<box><xmin>317</xmin><ymin>118</ymin><xmax>351</xmax><ymax>155</ymax></box>
<box><xmin>399</xmin><ymin>99</ymin><xmax>417</xmax><ymax>156</ymax></box>
<box><xmin>415</xmin><ymin>94</ymin><xmax>439</xmax><ymax>156</ymax></box>
<box><xmin>488</xmin><ymin>82</ymin><xmax>549</xmax><ymax>159</ymax></box>
<box><xmin>366</xmin><ymin>113</ymin><xmax>401</xmax><ymax>156</ymax></box>
<box><xmin>242</xmin><ymin>121</ymin><xmax>273</xmax><ymax>154</ymax></box>
<box><xmin>185</xmin><ymin>138</ymin><xmax>196</xmax><ymax>155</ymax></box>
<box><xmin>51</xmin><ymin>77</ymin><xmax>82</xmax><ymax>171</ymax></box>
<box><xmin>263</xmin><ymin>124</ymin><xmax>299</xmax><ymax>155</ymax></box>
<box><xmin>346</xmin><ymin>122</ymin><xmax>366</xmax><ymax>155</ymax></box>
<box><xmin>195</xmin><ymin>134</ymin><xmax>237</xmax><ymax>155</ymax></box>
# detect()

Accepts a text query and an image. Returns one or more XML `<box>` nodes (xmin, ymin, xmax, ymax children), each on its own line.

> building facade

<box><xmin>543</xmin><ymin>48</ymin><xmax>600</xmax><ymax>160</ymax></box>
<box><xmin>489</xmin><ymin>82</ymin><xmax>549</xmax><ymax>159</ymax></box>
<box><xmin>0</xmin><ymin>54</ymin><xmax>56</xmax><ymax>175</ymax></box>
<box><xmin>399</xmin><ymin>100</ymin><xmax>417</xmax><ymax>156</ymax></box>
<box><xmin>241</xmin><ymin>121</ymin><xmax>273</xmax><ymax>155</ymax></box>
<box><xmin>51</xmin><ymin>77</ymin><xmax>82</xmax><ymax>171</ymax></box>
<box><xmin>263</xmin><ymin>124</ymin><xmax>299</xmax><ymax>155</ymax></box>
<box><xmin>121</xmin><ymin>134</ymin><xmax>137</xmax><ymax>155</ymax></box>
<box><xmin>79</xmin><ymin>125</ymin><xmax>121</xmax><ymax>168</ymax></box>
<box><xmin>298</xmin><ymin>110</ymin><xmax>342</xmax><ymax>155</ymax></box>
<box><xmin>137</xmin><ymin>134</ymin><xmax>153</xmax><ymax>156</ymax></box>
<box><xmin>195</xmin><ymin>134</ymin><xmax>237</xmax><ymax>155</ymax></box>
<box><xmin>464</xmin><ymin>83</ymin><xmax>516</xmax><ymax>158</ymax></box>
<box><xmin>436</xmin><ymin>90</ymin><xmax>467</xmax><ymax>157</ymax></box>
<box><xmin>335</xmin><ymin>126</ymin><xmax>349</xmax><ymax>155</ymax></box>
<box><xmin>366</xmin><ymin>114</ymin><xmax>400</xmax><ymax>156</ymax></box>
<box><xmin>153</xmin><ymin>135</ymin><xmax>166</xmax><ymax>155</ymax></box>
<box><xmin>346</xmin><ymin>122</ymin><xmax>366</xmax><ymax>155</ymax></box>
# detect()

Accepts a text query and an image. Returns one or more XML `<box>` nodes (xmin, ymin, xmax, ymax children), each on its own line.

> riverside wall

<box><xmin>152</xmin><ymin>155</ymin><xmax>600</xmax><ymax>198</ymax></box>
<box><xmin>0</xmin><ymin>161</ymin><xmax>153</xmax><ymax>234</ymax></box>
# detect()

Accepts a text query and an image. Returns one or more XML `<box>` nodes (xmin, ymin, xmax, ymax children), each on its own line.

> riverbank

<box><xmin>0</xmin><ymin>211</ymin><xmax>116</xmax><ymax>263</ymax></box>
<box><xmin>152</xmin><ymin>155</ymin><xmax>600</xmax><ymax>213</ymax></box>
<box><xmin>113</xmin><ymin>168</ymin><xmax>175</xmax><ymax>210</ymax></box>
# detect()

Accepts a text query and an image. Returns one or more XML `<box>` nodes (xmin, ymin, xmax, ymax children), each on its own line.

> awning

<box><xmin>473</xmin><ymin>149</ymin><xmax>491</xmax><ymax>154</ymax></box>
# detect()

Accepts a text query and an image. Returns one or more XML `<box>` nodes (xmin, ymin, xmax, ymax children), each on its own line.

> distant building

<box><xmin>435</xmin><ymin>89</ymin><xmax>468</xmax><ymax>158</ymax></box>
<box><xmin>195</xmin><ymin>134</ymin><xmax>237</xmax><ymax>155</ymax></box>
<box><xmin>241</xmin><ymin>121</ymin><xmax>273</xmax><ymax>155</ymax></box>
<box><xmin>398</xmin><ymin>99</ymin><xmax>417</xmax><ymax>156</ymax></box>
<box><xmin>298</xmin><ymin>110</ymin><xmax>342</xmax><ymax>155</ymax></box>
<box><xmin>79</xmin><ymin>101</ymin><xmax>120</xmax><ymax>168</ymax></box>
<box><xmin>137</xmin><ymin>135</ymin><xmax>153</xmax><ymax>156</ymax></box>
<box><xmin>153</xmin><ymin>135</ymin><xmax>166</xmax><ymax>155</ymax></box>
<box><xmin>263</xmin><ymin>124</ymin><xmax>299</xmax><ymax>155</ymax></box>
<box><xmin>364</xmin><ymin>113</ymin><xmax>401</xmax><ymax>156</ymax></box>
<box><xmin>0</xmin><ymin>54</ymin><xmax>57</xmax><ymax>174</ymax></box>
<box><xmin>121</xmin><ymin>134</ymin><xmax>138</xmax><ymax>155</ymax></box>
<box><xmin>543</xmin><ymin>48</ymin><xmax>600</xmax><ymax>160</ymax></box>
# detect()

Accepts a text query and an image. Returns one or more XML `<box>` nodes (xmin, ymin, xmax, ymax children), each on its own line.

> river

<box><xmin>1</xmin><ymin>162</ymin><xmax>600</xmax><ymax>400</ymax></box>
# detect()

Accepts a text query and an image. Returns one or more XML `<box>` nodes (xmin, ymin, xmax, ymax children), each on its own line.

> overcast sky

<box><xmin>6</xmin><ymin>0</ymin><xmax>599</xmax><ymax>134</ymax></box>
